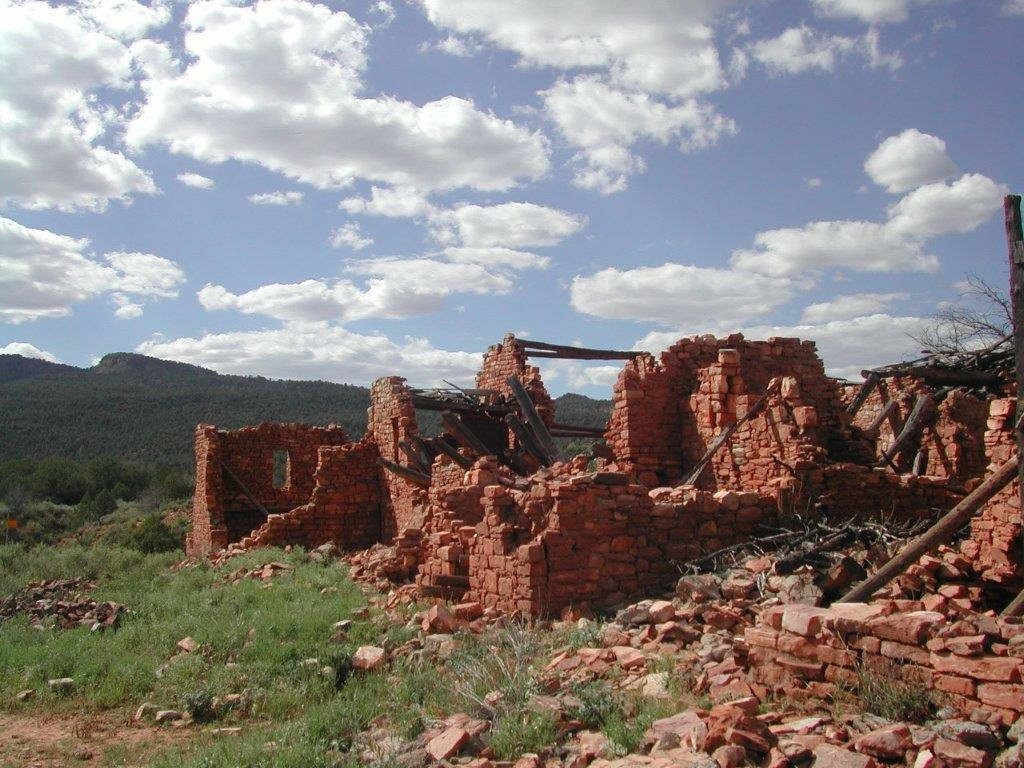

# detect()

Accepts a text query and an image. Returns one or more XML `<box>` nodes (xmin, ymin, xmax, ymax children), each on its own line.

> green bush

<box><xmin>121</xmin><ymin>512</ymin><xmax>185</xmax><ymax>554</ymax></box>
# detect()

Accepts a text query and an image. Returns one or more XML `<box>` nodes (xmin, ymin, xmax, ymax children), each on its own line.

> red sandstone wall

<box><xmin>476</xmin><ymin>334</ymin><xmax>555</xmax><ymax>425</ymax></box>
<box><xmin>846</xmin><ymin>377</ymin><xmax>987</xmax><ymax>480</ymax></box>
<box><xmin>748</xmin><ymin>602</ymin><xmax>1024</xmax><ymax>727</ymax></box>
<box><xmin>187</xmin><ymin>422</ymin><xmax>349</xmax><ymax>556</ymax></box>
<box><xmin>960</xmin><ymin>398</ymin><xmax>1022</xmax><ymax>589</ymax></box>
<box><xmin>369</xmin><ymin>377</ymin><xmax>427</xmax><ymax>540</ymax></box>
<box><xmin>244</xmin><ymin>439</ymin><xmax>382</xmax><ymax>551</ymax></box>
<box><xmin>607</xmin><ymin>335</ymin><xmax>846</xmax><ymax>489</ymax></box>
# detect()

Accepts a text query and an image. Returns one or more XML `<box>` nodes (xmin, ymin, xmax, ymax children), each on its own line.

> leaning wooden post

<box><xmin>837</xmin><ymin>455</ymin><xmax>1019</xmax><ymax>603</ymax></box>
<box><xmin>1005</xmin><ymin>194</ymin><xmax>1024</xmax><ymax>584</ymax></box>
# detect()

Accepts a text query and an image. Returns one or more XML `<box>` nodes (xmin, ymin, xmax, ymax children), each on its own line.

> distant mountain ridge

<box><xmin>0</xmin><ymin>354</ymin><xmax>611</xmax><ymax>467</ymax></box>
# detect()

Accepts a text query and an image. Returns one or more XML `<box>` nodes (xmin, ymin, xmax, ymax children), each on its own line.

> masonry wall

<box><xmin>747</xmin><ymin>602</ymin><xmax>1024</xmax><ymax>727</ymax></box>
<box><xmin>368</xmin><ymin>377</ymin><xmax>428</xmax><ymax>540</ymax></box>
<box><xmin>476</xmin><ymin>334</ymin><xmax>555</xmax><ymax>425</ymax></box>
<box><xmin>243</xmin><ymin>439</ymin><xmax>382</xmax><ymax>551</ymax></box>
<box><xmin>186</xmin><ymin>422</ymin><xmax>349</xmax><ymax>556</ymax></box>
<box><xmin>959</xmin><ymin>397</ymin><xmax>1022</xmax><ymax>590</ymax></box>
<box><xmin>846</xmin><ymin>377</ymin><xmax>988</xmax><ymax>480</ymax></box>
<box><xmin>606</xmin><ymin>335</ymin><xmax>847</xmax><ymax>489</ymax></box>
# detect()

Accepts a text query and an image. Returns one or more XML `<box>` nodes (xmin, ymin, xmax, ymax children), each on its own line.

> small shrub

<box><xmin>488</xmin><ymin>710</ymin><xmax>559</xmax><ymax>760</ymax></box>
<box><xmin>122</xmin><ymin>512</ymin><xmax>183</xmax><ymax>554</ymax></box>
<box><xmin>855</xmin><ymin>665</ymin><xmax>936</xmax><ymax>723</ymax></box>
<box><xmin>325</xmin><ymin>649</ymin><xmax>354</xmax><ymax>690</ymax></box>
<box><xmin>183</xmin><ymin>690</ymin><xmax>217</xmax><ymax>722</ymax></box>
<box><xmin>570</xmin><ymin>680</ymin><xmax>620</xmax><ymax>729</ymax></box>
<box><xmin>561</xmin><ymin>619</ymin><xmax>602</xmax><ymax>650</ymax></box>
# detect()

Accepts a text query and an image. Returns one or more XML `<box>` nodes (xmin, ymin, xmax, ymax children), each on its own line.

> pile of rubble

<box><xmin>335</xmin><ymin>532</ymin><xmax>1024</xmax><ymax>768</ymax></box>
<box><xmin>0</xmin><ymin>578</ymin><xmax>126</xmax><ymax>631</ymax></box>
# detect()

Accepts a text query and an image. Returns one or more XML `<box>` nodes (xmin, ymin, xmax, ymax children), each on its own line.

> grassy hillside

<box><xmin>0</xmin><ymin>354</ymin><xmax>611</xmax><ymax>467</ymax></box>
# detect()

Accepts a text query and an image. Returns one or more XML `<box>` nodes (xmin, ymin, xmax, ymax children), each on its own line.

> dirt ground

<box><xmin>0</xmin><ymin>712</ymin><xmax>188</xmax><ymax>768</ymax></box>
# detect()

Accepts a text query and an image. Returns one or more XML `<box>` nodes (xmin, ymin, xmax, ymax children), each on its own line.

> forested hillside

<box><xmin>0</xmin><ymin>353</ymin><xmax>611</xmax><ymax>467</ymax></box>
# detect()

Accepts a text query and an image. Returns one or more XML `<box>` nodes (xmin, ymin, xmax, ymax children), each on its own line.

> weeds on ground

<box><xmin>853</xmin><ymin>664</ymin><xmax>938</xmax><ymax>723</ymax></box>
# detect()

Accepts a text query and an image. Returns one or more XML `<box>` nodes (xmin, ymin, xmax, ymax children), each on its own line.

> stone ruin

<box><xmin>186</xmin><ymin>332</ymin><xmax>1024</xmax><ymax>728</ymax></box>
<box><xmin>187</xmin><ymin>332</ymin><xmax>1020</xmax><ymax>608</ymax></box>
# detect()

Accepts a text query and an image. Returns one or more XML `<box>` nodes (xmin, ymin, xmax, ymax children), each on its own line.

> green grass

<box><xmin>0</xmin><ymin>544</ymin><xmax>585</xmax><ymax>767</ymax></box>
<box><xmin>853</xmin><ymin>664</ymin><xmax>939</xmax><ymax>724</ymax></box>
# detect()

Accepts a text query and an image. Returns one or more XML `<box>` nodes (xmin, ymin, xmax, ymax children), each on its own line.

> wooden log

<box><xmin>870</xmin><ymin>367</ymin><xmax>1003</xmax><ymax>387</ymax></box>
<box><xmin>399</xmin><ymin>440</ymin><xmax>431</xmax><ymax>474</ymax></box>
<box><xmin>878</xmin><ymin>393</ymin><xmax>934</xmax><ymax>468</ymax></box>
<box><xmin>912</xmin><ymin>449</ymin><xmax>928</xmax><ymax>476</ymax></box>
<box><xmin>847</xmin><ymin>372</ymin><xmax>880</xmax><ymax>417</ymax></box>
<box><xmin>549</xmin><ymin>421</ymin><xmax>607</xmax><ymax>436</ymax></box>
<box><xmin>506</xmin><ymin>375</ymin><xmax>557</xmax><ymax>458</ymax></box>
<box><xmin>1000</xmin><ymin>584</ymin><xmax>1024</xmax><ymax>618</ymax></box>
<box><xmin>523</xmin><ymin>349</ymin><xmax>639</xmax><ymax>360</ymax></box>
<box><xmin>219</xmin><ymin>461</ymin><xmax>269</xmax><ymax>516</ymax></box>
<box><xmin>837</xmin><ymin>455</ymin><xmax>1019</xmax><ymax>603</ymax></box>
<box><xmin>410</xmin><ymin>435</ymin><xmax>438</xmax><ymax>462</ymax></box>
<box><xmin>865</xmin><ymin>398</ymin><xmax>899</xmax><ymax>434</ymax></box>
<box><xmin>430</xmin><ymin>436</ymin><xmax>473</xmax><ymax>469</ymax></box>
<box><xmin>549</xmin><ymin>427</ymin><xmax>606</xmax><ymax>438</ymax></box>
<box><xmin>441</xmin><ymin>411</ymin><xmax>493</xmax><ymax>456</ymax></box>
<box><xmin>519</xmin><ymin>339</ymin><xmax>645</xmax><ymax>360</ymax></box>
<box><xmin>1005</xmin><ymin>194</ymin><xmax>1024</xmax><ymax>576</ymax></box>
<box><xmin>410</xmin><ymin>394</ymin><xmax>511</xmax><ymax>415</ymax></box>
<box><xmin>380</xmin><ymin>458</ymin><xmax>430</xmax><ymax>488</ymax></box>
<box><xmin>681</xmin><ymin>380</ymin><xmax>780</xmax><ymax>486</ymax></box>
<box><xmin>505</xmin><ymin>414</ymin><xmax>553</xmax><ymax>466</ymax></box>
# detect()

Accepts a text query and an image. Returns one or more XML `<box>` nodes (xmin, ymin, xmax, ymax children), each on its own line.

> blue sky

<box><xmin>1</xmin><ymin>0</ymin><xmax>1022</xmax><ymax>395</ymax></box>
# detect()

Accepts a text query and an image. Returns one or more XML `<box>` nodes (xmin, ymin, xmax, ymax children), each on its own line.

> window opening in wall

<box><xmin>273</xmin><ymin>450</ymin><xmax>289</xmax><ymax>489</ymax></box>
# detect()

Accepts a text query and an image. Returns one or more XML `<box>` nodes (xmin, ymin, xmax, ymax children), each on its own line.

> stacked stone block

<box><xmin>747</xmin><ymin>602</ymin><xmax>1024</xmax><ymax>726</ymax></box>
<box><xmin>187</xmin><ymin>422</ymin><xmax>349</xmax><ymax>556</ymax></box>
<box><xmin>960</xmin><ymin>397</ymin><xmax>1022</xmax><ymax>589</ymax></box>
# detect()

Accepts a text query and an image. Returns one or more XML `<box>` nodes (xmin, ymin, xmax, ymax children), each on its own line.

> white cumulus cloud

<box><xmin>864</xmin><ymin>129</ymin><xmax>959</xmax><ymax>193</ymax></box>
<box><xmin>811</xmin><ymin>0</ymin><xmax>950</xmax><ymax>24</ymax></box>
<box><xmin>0</xmin><ymin>341</ymin><xmax>60</xmax><ymax>362</ymax></box>
<box><xmin>329</xmin><ymin>222</ymin><xmax>373</xmax><ymax>250</ymax></box>
<box><xmin>125</xmin><ymin>0</ymin><xmax>549</xmax><ymax>193</ymax></box>
<box><xmin>540</xmin><ymin>75</ymin><xmax>736</xmax><ymax>194</ymax></box>
<box><xmin>437</xmin><ymin>202</ymin><xmax>587</xmax><ymax>248</ymax></box>
<box><xmin>800</xmin><ymin>292</ymin><xmax>908</xmax><ymax>324</ymax></box>
<box><xmin>0</xmin><ymin>0</ymin><xmax>158</xmax><ymax>211</ymax></box>
<box><xmin>339</xmin><ymin>186</ymin><xmax>435</xmax><ymax>218</ymax></box>
<box><xmin>886</xmin><ymin>173</ymin><xmax>1008</xmax><ymax>239</ymax></box>
<box><xmin>570</xmin><ymin>263</ymin><xmax>793</xmax><ymax>329</ymax></box>
<box><xmin>136</xmin><ymin>324</ymin><xmax>482</xmax><ymax>387</ymax></box>
<box><xmin>249</xmin><ymin>191</ymin><xmax>305</xmax><ymax>206</ymax></box>
<box><xmin>0</xmin><ymin>216</ymin><xmax>185</xmax><ymax>323</ymax></box>
<box><xmin>177</xmin><ymin>173</ymin><xmax>215</xmax><ymax>189</ymax></box>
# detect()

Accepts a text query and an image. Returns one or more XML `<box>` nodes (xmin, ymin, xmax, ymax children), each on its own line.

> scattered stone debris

<box><xmin>0</xmin><ymin>579</ymin><xmax>126</xmax><ymax>631</ymax></box>
<box><xmin>177</xmin><ymin>331</ymin><xmax>1024</xmax><ymax>764</ymax></box>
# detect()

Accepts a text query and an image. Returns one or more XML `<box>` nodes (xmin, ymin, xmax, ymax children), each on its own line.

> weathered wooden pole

<box><xmin>1005</xmin><ymin>195</ymin><xmax>1024</xmax><ymax>603</ymax></box>
<box><xmin>838</xmin><ymin>455</ymin><xmax>1019</xmax><ymax>603</ymax></box>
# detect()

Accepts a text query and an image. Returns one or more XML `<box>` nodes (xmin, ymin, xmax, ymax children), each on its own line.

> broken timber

<box><xmin>681</xmin><ymin>380</ymin><xmax>781</xmax><ymax>486</ymax></box>
<box><xmin>837</xmin><ymin>454</ymin><xmax>1019</xmax><ymax>603</ymax></box>
<box><xmin>441</xmin><ymin>411</ymin><xmax>495</xmax><ymax>457</ymax></box>
<box><xmin>877</xmin><ymin>393</ymin><xmax>933</xmax><ymax>469</ymax></box>
<box><xmin>865</xmin><ymin>398</ymin><xmax>899</xmax><ymax>434</ymax></box>
<box><xmin>219</xmin><ymin>460</ymin><xmax>270</xmax><ymax>517</ymax></box>
<box><xmin>1004</xmin><ymin>194</ymin><xmax>1024</xmax><ymax>579</ymax></box>
<box><xmin>430</xmin><ymin>435</ymin><xmax>473</xmax><ymax>470</ymax></box>
<box><xmin>846</xmin><ymin>372</ymin><xmax>880</xmax><ymax>417</ymax></box>
<box><xmin>507</xmin><ymin>375</ymin><xmax>558</xmax><ymax>458</ymax></box>
<box><xmin>505</xmin><ymin>413</ymin><xmax>553</xmax><ymax>466</ymax></box>
<box><xmin>399</xmin><ymin>439</ymin><xmax>431</xmax><ymax>474</ymax></box>
<box><xmin>380</xmin><ymin>458</ymin><xmax>431</xmax><ymax>487</ymax></box>
<box><xmin>519</xmin><ymin>339</ymin><xmax>646</xmax><ymax>361</ymax></box>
